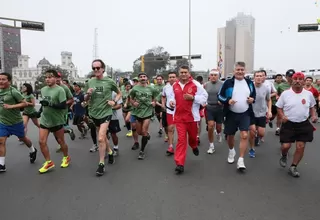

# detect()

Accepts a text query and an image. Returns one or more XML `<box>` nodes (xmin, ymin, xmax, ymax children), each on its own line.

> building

<box><xmin>218</xmin><ymin>12</ymin><xmax>255</xmax><ymax>76</ymax></box>
<box><xmin>12</xmin><ymin>52</ymin><xmax>79</xmax><ymax>89</ymax></box>
<box><xmin>0</xmin><ymin>25</ymin><xmax>22</xmax><ymax>73</ymax></box>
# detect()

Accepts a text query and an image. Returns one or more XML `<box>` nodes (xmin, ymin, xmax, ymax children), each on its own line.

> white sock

<box><xmin>113</xmin><ymin>145</ymin><xmax>118</xmax><ymax>150</ymax></box>
<box><xmin>209</xmin><ymin>143</ymin><xmax>214</xmax><ymax>148</ymax></box>
<box><xmin>0</xmin><ymin>157</ymin><xmax>5</xmax><ymax>165</ymax></box>
<box><xmin>238</xmin><ymin>157</ymin><xmax>244</xmax><ymax>161</ymax></box>
<box><xmin>29</xmin><ymin>145</ymin><xmax>35</xmax><ymax>153</ymax></box>
<box><xmin>229</xmin><ymin>147</ymin><xmax>234</xmax><ymax>151</ymax></box>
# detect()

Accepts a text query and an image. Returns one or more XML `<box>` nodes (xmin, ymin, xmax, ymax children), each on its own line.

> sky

<box><xmin>1</xmin><ymin>0</ymin><xmax>320</xmax><ymax>76</ymax></box>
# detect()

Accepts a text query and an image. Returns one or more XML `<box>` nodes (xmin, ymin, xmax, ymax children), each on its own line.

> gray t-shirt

<box><xmin>252</xmin><ymin>84</ymin><xmax>270</xmax><ymax>117</ymax></box>
<box><xmin>204</xmin><ymin>80</ymin><xmax>223</xmax><ymax>110</ymax></box>
<box><xmin>111</xmin><ymin>91</ymin><xmax>123</xmax><ymax>120</ymax></box>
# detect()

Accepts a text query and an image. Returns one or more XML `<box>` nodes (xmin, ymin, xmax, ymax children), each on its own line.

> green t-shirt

<box><xmin>0</xmin><ymin>87</ymin><xmax>24</xmax><ymax>125</ymax></box>
<box><xmin>277</xmin><ymin>82</ymin><xmax>291</xmax><ymax>95</ymax></box>
<box><xmin>59</xmin><ymin>84</ymin><xmax>73</xmax><ymax>116</ymax></box>
<box><xmin>85</xmin><ymin>77</ymin><xmax>119</xmax><ymax>119</ymax></box>
<box><xmin>272</xmin><ymin>82</ymin><xmax>281</xmax><ymax>105</ymax></box>
<box><xmin>153</xmin><ymin>84</ymin><xmax>164</xmax><ymax>102</ymax></box>
<box><xmin>313</xmin><ymin>84</ymin><xmax>320</xmax><ymax>92</ymax></box>
<box><xmin>129</xmin><ymin>85</ymin><xmax>158</xmax><ymax>118</ymax></box>
<box><xmin>23</xmin><ymin>93</ymin><xmax>37</xmax><ymax>114</ymax></box>
<box><xmin>122</xmin><ymin>89</ymin><xmax>132</xmax><ymax>111</ymax></box>
<box><xmin>40</xmin><ymin>86</ymin><xmax>67</xmax><ymax>128</ymax></box>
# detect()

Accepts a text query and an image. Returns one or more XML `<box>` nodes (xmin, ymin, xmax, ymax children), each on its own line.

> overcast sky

<box><xmin>1</xmin><ymin>0</ymin><xmax>320</xmax><ymax>76</ymax></box>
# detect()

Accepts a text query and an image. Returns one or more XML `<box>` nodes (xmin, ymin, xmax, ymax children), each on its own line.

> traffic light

<box><xmin>169</xmin><ymin>56</ymin><xmax>183</xmax><ymax>60</ymax></box>
<box><xmin>21</xmin><ymin>21</ymin><xmax>45</xmax><ymax>31</ymax></box>
<box><xmin>140</xmin><ymin>56</ymin><xmax>145</xmax><ymax>72</ymax></box>
<box><xmin>298</xmin><ymin>24</ymin><xmax>320</xmax><ymax>32</ymax></box>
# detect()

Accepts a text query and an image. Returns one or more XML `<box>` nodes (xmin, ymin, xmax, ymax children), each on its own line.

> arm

<box><xmin>275</xmin><ymin>93</ymin><xmax>286</xmax><ymax>120</ymax></box>
<box><xmin>50</xmin><ymin>88</ymin><xmax>67</xmax><ymax>110</ymax></box>
<box><xmin>217</xmin><ymin>81</ymin><xmax>229</xmax><ymax>104</ymax></box>
<box><xmin>11</xmin><ymin>89</ymin><xmax>27</xmax><ymax>109</ymax></box>
<box><xmin>270</xmin><ymin>83</ymin><xmax>277</xmax><ymax>98</ymax></box>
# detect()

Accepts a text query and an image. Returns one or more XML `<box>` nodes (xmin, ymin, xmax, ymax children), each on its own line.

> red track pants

<box><xmin>174</xmin><ymin>122</ymin><xmax>198</xmax><ymax>166</ymax></box>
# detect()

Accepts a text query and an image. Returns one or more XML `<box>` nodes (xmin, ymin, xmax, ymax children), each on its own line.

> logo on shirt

<box><xmin>301</xmin><ymin>98</ymin><xmax>306</xmax><ymax>105</ymax></box>
<box><xmin>188</xmin><ymin>88</ymin><xmax>193</xmax><ymax>93</ymax></box>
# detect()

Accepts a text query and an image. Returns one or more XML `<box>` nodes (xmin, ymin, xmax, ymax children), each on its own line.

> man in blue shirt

<box><xmin>72</xmin><ymin>83</ymin><xmax>87</xmax><ymax>139</ymax></box>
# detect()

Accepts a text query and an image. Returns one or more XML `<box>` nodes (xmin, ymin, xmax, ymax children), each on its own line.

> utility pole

<box><xmin>93</xmin><ymin>28</ymin><xmax>98</xmax><ymax>60</ymax></box>
<box><xmin>188</xmin><ymin>0</ymin><xmax>192</xmax><ymax>68</ymax></box>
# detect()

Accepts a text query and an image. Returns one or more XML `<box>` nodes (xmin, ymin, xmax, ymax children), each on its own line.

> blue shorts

<box><xmin>224</xmin><ymin>111</ymin><xmax>250</xmax><ymax>135</ymax></box>
<box><xmin>0</xmin><ymin>122</ymin><xmax>25</xmax><ymax>138</ymax></box>
<box><xmin>130</xmin><ymin>115</ymin><xmax>137</xmax><ymax>123</ymax></box>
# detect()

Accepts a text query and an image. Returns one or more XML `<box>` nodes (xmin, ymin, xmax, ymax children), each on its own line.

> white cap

<box><xmin>209</xmin><ymin>69</ymin><xmax>220</xmax><ymax>75</ymax></box>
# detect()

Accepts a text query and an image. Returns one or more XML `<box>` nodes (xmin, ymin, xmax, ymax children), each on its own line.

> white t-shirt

<box><xmin>276</xmin><ymin>88</ymin><xmax>316</xmax><ymax>123</ymax></box>
<box><xmin>111</xmin><ymin>91</ymin><xmax>123</xmax><ymax>120</ymax></box>
<box><xmin>162</xmin><ymin>83</ymin><xmax>174</xmax><ymax>114</ymax></box>
<box><xmin>229</xmin><ymin>79</ymin><xmax>250</xmax><ymax>113</ymax></box>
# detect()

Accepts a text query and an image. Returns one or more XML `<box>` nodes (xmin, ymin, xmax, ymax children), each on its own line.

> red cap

<box><xmin>292</xmin><ymin>72</ymin><xmax>305</xmax><ymax>79</ymax></box>
<box><xmin>57</xmin><ymin>72</ymin><xmax>62</xmax><ymax>77</ymax></box>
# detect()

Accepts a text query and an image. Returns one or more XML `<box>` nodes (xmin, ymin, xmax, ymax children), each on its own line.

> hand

<box><xmin>311</xmin><ymin>115</ymin><xmax>318</xmax><ymax>123</ymax></box>
<box><xmin>183</xmin><ymin>94</ymin><xmax>194</xmax><ymax>101</ymax></box>
<box><xmin>276</xmin><ymin>95</ymin><xmax>280</xmax><ymax>100</ymax></box>
<box><xmin>218</xmin><ymin>101</ymin><xmax>222</xmax><ymax>105</ymax></box>
<box><xmin>40</xmin><ymin>100</ymin><xmax>50</xmax><ymax>106</ymax></box>
<box><xmin>3</xmin><ymin>104</ymin><xmax>13</xmax><ymax>109</ymax></box>
<box><xmin>151</xmin><ymin>101</ymin><xmax>156</xmax><ymax>107</ymax></box>
<box><xmin>124</xmin><ymin>104</ymin><xmax>127</xmax><ymax>108</ymax></box>
<box><xmin>87</xmin><ymin>88</ymin><xmax>94</xmax><ymax>94</ymax></box>
<box><xmin>107</xmin><ymin>100</ymin><xmax>116</xmax><ymax>107</ymax></box>
<box><xmin>282</xmin><ymin>115</ymin><xmax>288</xmax><ymax>123</ymax></box>
<box><xmin>228</xmin><ymin>99</ymin><xmax>237</xmax><ymax>105</ymax></box>
<box><xmin>247</xmin><ymin>97</ymin><xmax>254</xmax><ymax>104</ymax></box>
<box><xmin>202</xmin><ymin>103</ymin><xmax>207</xmax><ymax>108</ymax></box>
<box><xmin>267</xmin><ymin>111</ymin><xmax>272</xmax><ymax>119</ymax></box>
<box><xmin>169</xmin><ymin>101</ymin><xmax>175</xmax><ymax>108</ymax></box>
<box><xmin>133</xmin><ymin>101</ymin><xmax>139</xmax><ymax>107</ymax></box>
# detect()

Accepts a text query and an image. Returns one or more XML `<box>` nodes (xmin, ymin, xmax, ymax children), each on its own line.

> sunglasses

<box><xmin>92</xmin><ymin>67</ymin><xmax>101</xmax><ymax>71</ymax></box>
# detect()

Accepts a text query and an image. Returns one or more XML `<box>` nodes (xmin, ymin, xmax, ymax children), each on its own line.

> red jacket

<box><xmin>170</xmin><ymin>77</ymin><xmax>208</xmax><ymax>123</ymax></box>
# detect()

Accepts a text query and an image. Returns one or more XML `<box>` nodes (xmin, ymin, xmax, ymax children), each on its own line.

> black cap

<box><xmin>286</xmin><ymin>69</ymin><xmax>295</xmax><ymax>77</ymax></box>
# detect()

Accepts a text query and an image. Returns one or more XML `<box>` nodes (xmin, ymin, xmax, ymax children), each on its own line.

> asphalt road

<box><xmin>1</xmin><ymin>107</ymin><xmax>320</xmax><ymax>220</ymax></box>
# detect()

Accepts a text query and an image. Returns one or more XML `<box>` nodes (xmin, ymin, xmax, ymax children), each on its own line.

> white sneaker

<box><xmin>217</xmin><ymin>134</ymin><xmax>222</xmax><ymax>143</ymax></box>
<box><xmin>207</xmin><ymin>147</ymin><xmax>215</xmax><ymax>154</ymax></box>
<box><xmin>237</xmin><ymin>158</ymin><xmax>246</xmax><ymax>170</ymax></box>
<box><xmin>227</xmin><ymin>148</ymin><xmax>236</xmax><ymax>164</ymax></box>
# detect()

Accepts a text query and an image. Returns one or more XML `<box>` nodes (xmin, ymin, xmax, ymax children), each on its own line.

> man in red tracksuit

<box><xmin>168</xmin><ymin>65</ymin><xmax>208</xmax><ymax>174</ymax></box>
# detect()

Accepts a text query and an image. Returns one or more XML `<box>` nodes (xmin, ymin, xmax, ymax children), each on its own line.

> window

<box><xmin>29</xmin><ymin>71</ymin><xmax>32</xmax><ymax>77</ymax></box>
<box><xmin>19</xmin><ymin>72</ymin><xmax>22</xmax><ymax>77</ymax></box>
<box><xmin>24</xmin><ymin>71</ymin><xmax>27</xmax><ymax>77</ymax></box>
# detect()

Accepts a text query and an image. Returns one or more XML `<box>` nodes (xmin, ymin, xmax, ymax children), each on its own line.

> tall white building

<box><xmin>217</xmin><ymin>27</ymin><xmax>226</xmax><ymax>77</ymax></box>
<box><xmin>218</xmin><ymin>12</ymin><xmax>255</xmax><ymax>76</ymax></box>
<box><xmin>12</xmin><ymin>51</ymin><xmax>79</xmax><ymax>89</ymax></box>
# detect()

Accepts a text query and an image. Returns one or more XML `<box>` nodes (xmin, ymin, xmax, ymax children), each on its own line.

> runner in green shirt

<box><xmin>0</xmin><ymin>72</ymin><xmax>37</xmax><ymax>173</ymax></box>
<box><xmin>122</xmin><ymin>82</ymin><xmax>133</xmax><ymax>137</ymax></box>
<box><xmin>153</xmin><ymin>75</ymin><xmax>165</xmax><ymax>136</ymax></box>
<box><xmin>84</xmin><ymin>59</ymin><xmax>121</xmax><ymax>176</ymax></box>
<box><xmin>21</xmin><ymin>83</ymin><xmax>40</xmax><ymax>136</ymax></box>
<box><xmin>38</xmin><ymin>69</ymin><xmax>71</xmax><ymax>174</ymax></box>
<box><xmin>129</xmin><ymin>72</ymin><xmax>158</xmax><ymax>160</ymax></box>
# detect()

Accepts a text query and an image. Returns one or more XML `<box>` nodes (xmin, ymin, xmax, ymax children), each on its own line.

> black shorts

<box><xmin>155</xmin><ymin>105</ymin><xmax>162</xmax><ymax>114</ymax></box>
<box><xmin>250</xmin><ymin>116</ymin><xmax>266</xmax><ymax>128</ymax></box>
<box><xmin>271</xmin><ymin>105</ymin><xmax>277</xmax><ymax>115</ymax></box>
<box><xmin>280</xmin><ymin>120</ymin><xmax>314</xmax><ymax>143</ymax></box>
<box><xmin>22</xmin><ymin>112</ymin><xmax>38</xmax><ymax>119</ymax></box>
<box><xmin>206</xmin><ymin>107</ymin><xmax>224</xmax><ymax>124</ymax></box>
<box><xmin>40</xmin><ymin>124</ymin><xmax>64</xmax><ymax>133</ymax></box>
<box><xmin>136</xmin><ymin>116</ymin><xmax>152</xmax><ymax>123</ymax></box>
<box><xmin>91</xmin><ymin>115</ymin><xmax>112</xmax><ymax>127</ymax></box>
<box><xmin>73</xmin><ymin>115</ymin><xmax>85</xmax><ymax>125</ymax></box>
<box><xmin>162</xmin><ymin>112</ymin><xmax>167</xmax><ymax>127</ymax></box>
<box><xmin>108</xmin><ymin>120</ymin><xmax>121</xmax><ymax>134</ymax></box>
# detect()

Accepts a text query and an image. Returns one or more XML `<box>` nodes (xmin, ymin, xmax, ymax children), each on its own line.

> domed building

<box><xmin>11</xmin><ymin>52</ymin><xmax>79</xmax><ymax>89</ymax></box>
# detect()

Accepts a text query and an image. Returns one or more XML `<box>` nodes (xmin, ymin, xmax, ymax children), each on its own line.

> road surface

<box><xmin>1</xmin><ymin>111</ymin><xmax>320</xmax><ymax>220</ymax></box>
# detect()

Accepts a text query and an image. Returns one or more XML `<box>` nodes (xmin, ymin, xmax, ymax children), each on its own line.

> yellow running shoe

<box><xmin>39</xmin><ymin>161</ymin><xmax>55</xmax><ymax>173</ymax></box>
<box><xmin>126</xmin><ymin>130</ymin><xmax>132</xmax><ymax>137</ymax></box>
<box><xmin>61</xmin><ymin>156</ymin><xmax>71</xmax><ymax>168</ymax></box>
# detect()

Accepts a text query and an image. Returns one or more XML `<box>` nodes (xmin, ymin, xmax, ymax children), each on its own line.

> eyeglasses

<box><xmin>92</xmin><ymin>67</ymin><xmax>101</xmax><ymax>71</ymax></box>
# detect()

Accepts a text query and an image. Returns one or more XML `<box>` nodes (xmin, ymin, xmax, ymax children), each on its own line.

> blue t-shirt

<box><xmin>73</xmin><ymin>91</ymin><xmax>85</xmax><ymax>116</ymax></box>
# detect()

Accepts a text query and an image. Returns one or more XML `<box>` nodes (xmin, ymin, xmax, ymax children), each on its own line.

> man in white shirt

<box><xmin>276</xmin><ymin>72</ymin><xmax>317</xmax><ymax>178</ymax></box>
<box><xmin>161</xmin><ymin>71</ymin><xmax>177</xmax><ymax>155</ymax></box>
<box><xmin>218</xmin><ymin>62</ymin><xmax>256</xmax><ymax>171</ymax></box>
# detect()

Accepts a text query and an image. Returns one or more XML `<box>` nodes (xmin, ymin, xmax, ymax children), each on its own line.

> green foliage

<box><xmin>174</xmin><ymin>58</ymin><xmax>193</xmax><ymax>72</ymax></box>
<box><xmin>133</xmin><ymin>46</ymin><xmax>170</xmax><ymax>78</ymax></box>
<box><xmin>36</xmin><ymin>65</ymin><xmax>70</xmax><ymax>89</ymax></box>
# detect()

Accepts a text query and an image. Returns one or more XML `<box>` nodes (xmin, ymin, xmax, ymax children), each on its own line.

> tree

<box><xmin>174</xmin><ymin>58</ymin><xmax>193</xmax><ymax>72</ymax></box>
<box><xmin>132</xmin><ymin>46</ymin><xmax>170</xmax><ymax>78</ymax></box>
<box><xmin>36</xmin><ymin>65</ymin><xmax>70</xmax><ymax>89</ymax></box>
